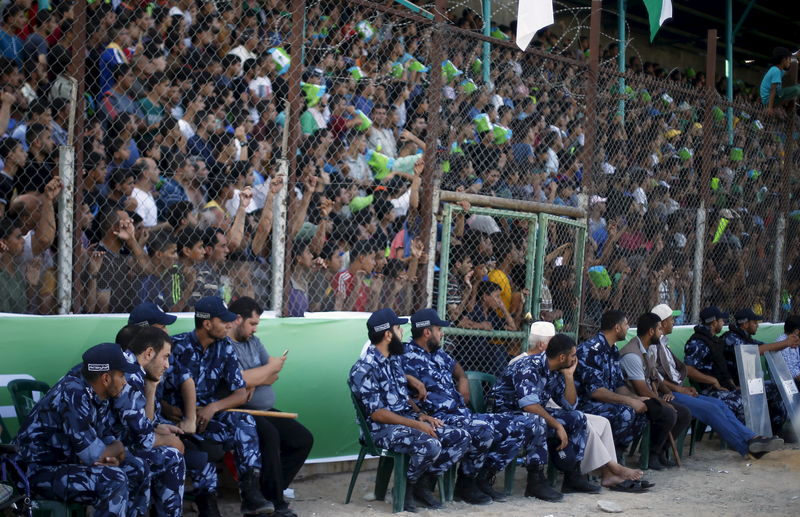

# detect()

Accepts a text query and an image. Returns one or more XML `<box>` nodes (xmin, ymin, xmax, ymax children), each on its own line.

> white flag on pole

<box><xmin>515</xmin><ymin>0</ymin><xmax>555</xmax><ymax>51</ymax></box>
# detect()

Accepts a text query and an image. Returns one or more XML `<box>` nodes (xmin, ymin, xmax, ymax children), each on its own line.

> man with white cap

<box><xmin>494</xmin><ymin>322</ymin><xmax>648</xmax><ymax>494</ymax></box>
<box><xmin>649</xmin><ymin>304</ymin><xmax>783</xmax><ymax>457</ymax></box>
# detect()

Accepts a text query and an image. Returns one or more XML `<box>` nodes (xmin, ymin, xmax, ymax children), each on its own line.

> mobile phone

<box><xmin>282</xmin><ymin>349</ymin><xmax>289</xmax><ymax>357</ymax></box>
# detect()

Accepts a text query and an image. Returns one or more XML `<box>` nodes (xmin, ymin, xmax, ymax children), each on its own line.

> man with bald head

<box><xmin>131</xmin><ymin>158</ymin><xmax>160</xmax><ymax>228</ymax></box>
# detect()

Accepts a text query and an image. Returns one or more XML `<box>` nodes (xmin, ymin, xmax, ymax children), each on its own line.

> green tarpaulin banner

<box><xmin>0</xmin><ymin>315</ymin><xmax>784</xmax><ymax>461</ymax></box>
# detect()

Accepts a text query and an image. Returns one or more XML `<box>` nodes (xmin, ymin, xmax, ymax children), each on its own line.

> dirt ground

<box><xmin>207</xmin><ymin>438</ymin><xmax>800</xmax><ymax>517</ymax></box>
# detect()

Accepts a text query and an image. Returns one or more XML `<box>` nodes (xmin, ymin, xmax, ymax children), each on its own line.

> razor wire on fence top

<box><xmin>0</xmin><ymin>0</ymin><xmax>796</xmax><ymax>330</ymax></box>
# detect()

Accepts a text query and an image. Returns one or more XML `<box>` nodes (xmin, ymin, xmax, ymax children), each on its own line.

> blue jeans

<box><xmin>672</xmin><ymin>391</ymin><xmax>755</xmax><ymax>456</ymax></box>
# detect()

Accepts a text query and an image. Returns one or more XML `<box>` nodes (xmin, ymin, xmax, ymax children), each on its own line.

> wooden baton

<box><xmin>226</xmin><ymin>409</ymin><xmax>298</xmax><ymax>419</ymax></box>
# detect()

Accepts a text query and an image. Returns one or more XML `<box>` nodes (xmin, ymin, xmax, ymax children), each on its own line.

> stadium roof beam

<box><xmin>732</xmin><ymin>0</ymin><xmax>756</xmax><ymax>38</ymax></box>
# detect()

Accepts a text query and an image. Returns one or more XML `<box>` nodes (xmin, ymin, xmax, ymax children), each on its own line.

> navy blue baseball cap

<box><xmin>129</xmin><ymin>302</ymin><xmax>178</xmax><ymax>327</ymax></box>
<box><xmin>367</xmin><ymin>308</ymin><xmax>408</xmax><ymax>334</ymax></box>
<box><xmin>700</xmin><ymin>306</ymin><xmax>729</xmax><ymax>324</ymax></box>
<box><xmin>410</xmin><ymin>308</ymin><xmax>451</xmax><ymax>330</ymax></box>
<box><xmin>194</xmin><ymin>296</ymin><xmax>237</xmax><ymax>322</ymax></box>
<box><xmin>734</xmin><ymin>308</ymin><xmax>764</xmax><ymax>324</ymax></box>
<box><xmin>83</xmin><ymin>343</ymin><xmax>139</xmax><ymax>374</ymax></box>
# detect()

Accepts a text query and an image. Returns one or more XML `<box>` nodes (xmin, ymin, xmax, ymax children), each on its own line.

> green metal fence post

<box><xmin>483</xmin><ymin>0</ymin><xmax>491</xmax><ymax>84</ymax></box>
<box><xmin>726</xmin><ymin>0</ymin><xmax>734</xmax><ymax>145</ymax></box>
<box><xmin>437</xmin><ymin>203</ymin><xmax>454</xmax><ymax>319</ymax></box>
<box><xmin>530</xmin><ymin>213</ymin><xmax>548</xmax><ymax>334</ymax></box>
<box><xmin>522</xmin><ymin>215</ymin><xmax>539</xmax><ymax>345</ymax></box>
<box><xmin>572</xmin><ymin>224</ymin><xmax>587</xmax><ymax>339</ymax></box>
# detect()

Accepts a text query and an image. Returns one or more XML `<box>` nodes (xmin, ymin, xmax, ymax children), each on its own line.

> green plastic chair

<box><xmin>8</xmin><ymin>379</ymin><xmax>50</xmax><ymax>426</ymax></box>
<box><xmin>344</xmin><ymin>392</ymin><xmax>449</xmax><ymax>513</ymax></box>
<box><xmin>0</xmin><ymin>415</ymin><xmax>10</xmax><ymax>444</ymax></box>
<box><xmin>7</xmin><ymin>380</ymin><xmax>86</xmax><ymax>517</ymax></box>
<box><xmin>464</xmin><ymin>371</ymin><xmax>556</xmax><ymax>495</ymax></box>
<box><xmin>465</xmin><ymin>371</ymin><xmax>496</xmax><ymax>413</ymax></box>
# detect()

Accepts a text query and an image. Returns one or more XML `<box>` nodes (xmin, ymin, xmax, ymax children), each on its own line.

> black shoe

<box><xmin>561</xmin><ymin>470</ymin><xmax>601</xmax><ymax>494</ymax></box>
<box><xmin>273</xmin><ymin>508</ymin><xmax>298</xmax><ymax>517</ymax></box>
<box><xmin>647</xmin><ymin>451</ymin><xmax>666</xmax><ymax>471</ymax></box>
<box><xmin>412</xmin><ymin>477</ymin><xmax>442</xmax><ymax>509</ymax></box>
<box><xmin>403</xmin><ymin>477</ymin><xmax>418</xmax><ymax>513</ymax></box>
<box><xmin>476</xmin><ymin>468</ymin><xmax>507</xmax><ymax>502</ymax></box>
<box><xmin>748</xmin><ymin>436</ymin><xmax>784</xmax><ymax>454</ymax></box>
<box><xmin>524</xmin><ymin>465</ymin><xmax>563</xmax><ymax>502</ymax></box>
<box><xmin>658</xmin><ymin>450</ymin><xmax>677</xmax><ymax>468</ymax></box>
<box><xmin>239</xmin><ymin>469</ymin><xmax>275</xmax><ymax>515</ymax></box>
<box><xmin>195</xmin><ymin>491</ymin><xmax>223</xmax><ymax>517</ymax></box>
<box><xmin>454</xmin><ymin>474</ymin><xmax>492</xmax><ymax>505</ymax></box>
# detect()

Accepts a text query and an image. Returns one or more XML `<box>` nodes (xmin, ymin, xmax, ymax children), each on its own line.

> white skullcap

<box><xmin>529</xmin><ymin>321</ymin><xmax>556</xmax><ymax>338</ymax></box>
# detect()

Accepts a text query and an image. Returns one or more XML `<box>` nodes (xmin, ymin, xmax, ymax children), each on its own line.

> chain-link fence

<box><xmin>0</xmin><ymin>0</ymin><xmax>796</xmax><ymax>323</ymax></box>
<box><xmin>581</xmin><ymin>60</ymin><xmax>796</xmax><ymax>330</ymax></box>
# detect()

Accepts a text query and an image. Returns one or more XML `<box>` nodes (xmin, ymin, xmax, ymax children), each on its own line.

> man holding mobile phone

<box><xmin>229</xmin><ymin>297</ymin><xmax>314</xmax><ymax>517</ymax></box>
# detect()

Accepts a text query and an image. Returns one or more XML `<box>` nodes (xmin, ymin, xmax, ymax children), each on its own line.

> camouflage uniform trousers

<box><xmin>538</xmin><ymin>409</ymin><xmax>587</xmax><ymax>468</ymax></box>
<box><xmin>189</xmin><ymin>411</ymin><xmax>261</xmax><ymax>492</ymax></box>
<box><xmin>372</xmin><ymin>424</ymin><xmax>471</xmax><ymax>482</ymax></box>
<box><xmin>436</xmin><ymin>413</ymin><xmax>495</xmax><ymax>477</ymax></box>
<box><xmin>512</xmin><ymin>412</ymin><xmax>549</xmax><ymax>467</ymax></box>
<box><xmin>578</xmin><ymin>400</ymin><xmax>647</xmax><ymax>449</ymax></box>
<box><xmin>26</xmin><ymin>454</ymin><xmax>149</xmax><ymax>517</ymax></box>
<box><xmin>475</xmin><ymin>413</ymin><xmax>526</xmax><ymax>473</ymax></box>
<box><xmin>701</xmin><ymin>381</ymin><xmax>787</xmax><ymax>433</ymax></box>
<box><xmin>131</xmin><ymin>446</ymin><xmax>185</xmax><ymax>517</ymax></box>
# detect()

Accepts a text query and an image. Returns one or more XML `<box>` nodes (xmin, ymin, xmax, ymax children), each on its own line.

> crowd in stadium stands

<box><xmin>0</xmin><ymin>0</ymin><xmax>796</xmax><ymax>332</ymax></box>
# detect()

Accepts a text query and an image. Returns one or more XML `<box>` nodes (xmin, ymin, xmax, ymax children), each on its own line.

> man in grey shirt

<box><xmin>229</xmin><ymin>297</ymin><xmax>314</xmax><ymax>517</ymax></box>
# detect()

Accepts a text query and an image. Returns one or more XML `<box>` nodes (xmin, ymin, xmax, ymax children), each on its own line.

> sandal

<box><xmin>639</xmin><ymin>479</ymin><xmax>655</xmax><ymax>489</ymax></box>
<box><xmin>608</xmin><ymin>480</ymin><xmax>649</xmax><ymax>493</ymax></box>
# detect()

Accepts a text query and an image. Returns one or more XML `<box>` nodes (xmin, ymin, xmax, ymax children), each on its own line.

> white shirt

<box><xmin>390</xmin><ymin>188</ymin><xmax>411</xmax><ymax>218</ymax></box>
<box><xmin>225</xmin><ymin>188</ymin><xmax>258</xmax><ymax>217</ymax></box>
<box><xmin>228</xmin><ymin>46</ymin><xmax>257</xmax><ymax>73</ymax></box>
<box><xmin>633</xmin><ymin>187</ymin><xmax>648</xmax><ymax>208</ymax></box>
<box><xmin>367</xmin><ymin>127</ymin><xmax>397</xmax><ymax>158</ymax></box>
<box><xmin>178</xmin><ymin>118</ymin><xmax>195</xmax><ymax>140</ymax></box>
<box><xmin>249</xmin><ymin>76</ymin><xmax>273</xmax><ymax>99</ymax></box>
<box><xmin>131</xmin><ymin>187</ymin><xmax>158</xmax><ymax>227</ymax></box>
<box><xmin>545</xmin><ymin>148</ymin><xmax>559</xmax><ymax>174</ymax></box>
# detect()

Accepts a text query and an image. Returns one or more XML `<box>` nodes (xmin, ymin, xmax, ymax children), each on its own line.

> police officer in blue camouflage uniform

<box><xmin>129</xmin><ymin>301</ymin><xmax>179</xmax><ymax>329</ymax></box>
<box><xmin>576</xmin><ymin>310</ymin><xmax>648</xmax><ymax>451</ymax></box>
<box><xmin>166</xmin><ymin>296</ymin><xmax>273</xmax><ymax>517</ymax></box>
<box><xmin>684</xmin><ymin>306</ymin><xmax>757</xmax><ymax>431</ymax></box>
<box><xmin>493</xmin><ymin>325</ymin><xmax>596</xmax><ymax>501</ymax></box>
<box><xmin>114</xmin><ymin>325</ymin><xmax>187</xmax><ymax>517</ymax></box>
<box><xmin>348</xmin><ymin>308</ymin><xmax>471</xmax><ymax>513</ymax></box>
<box><xmin>61</xmin><ymin>314</ymin><xmax>188</xmax><ymax>516</ymax></box>
<box><xmin>401</xmin><ymin>309</ymin><xmax>523</xmax><ymax>506</ymax></box>
<box><xmin>721</xmin><ymin>308</ymin><xmax>795</xmax><ymax>433</ymax></box>
<box><xmin>15</xmin><ymin>343</ymin><xmax>149</xmax><ymax>517</ymax></box>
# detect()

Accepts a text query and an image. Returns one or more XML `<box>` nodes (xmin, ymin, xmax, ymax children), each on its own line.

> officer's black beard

<box><xmin>427</xmin><ymin>338</ymin><xmax>441</xmax><ymax>354</ymax></box>
<box><xmin>388</xmin><ymin>333</ymin><xmax>405</xmax><ymax>356</ymax></box>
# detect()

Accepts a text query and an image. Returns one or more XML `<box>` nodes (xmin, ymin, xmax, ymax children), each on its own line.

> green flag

<box><xmin>643</xmin><ymin>0</ymin><xmax>673</xmax><ymax>42</ymax></box>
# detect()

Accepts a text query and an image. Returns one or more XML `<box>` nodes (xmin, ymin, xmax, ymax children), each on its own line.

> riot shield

<box><xmin>734</xmin><ymin>344</ymin><xmax>772</xmax><ymax>437</ymax></box>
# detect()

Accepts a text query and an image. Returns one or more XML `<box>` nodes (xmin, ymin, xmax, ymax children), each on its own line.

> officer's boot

<box><xmin>412</xmin><ymin>473</ymin><xmax>443</xmax><ymax>509</ymax></box>
<box><xmin>476</xmin><ymin>467</ymin><xmax>507</xmax><ymax>502</ymax></box>
<box><xmin>454</xmin><ymin>473</ymin><xmax>492</xmax><ymax>505</ymax></box>
<box><xmin>561</xmin><ymin>466</ymin><xmax>601</xmax><ymax>494</ymax></box>
<box><xmin>403</xmin><ymin>478</ymin><xmax>417</xmax><ymax>513</ymax></box>
<box><xmin>239</xmin><ymin>469</ymin><xmax>275</xmax><ymax>515</ymax></box>
<box><xmin>524</xmin><ymin>465</ymin><xmax>564</xmax><ymax>502</ymax></box>
<box><xmin>195</xmin><ymin>491</ymin><xmax>223</xmax><ymax>517</ymax></box>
